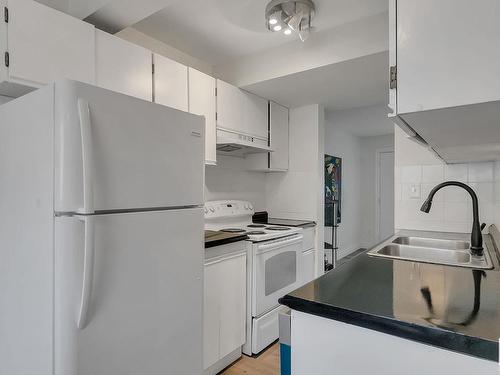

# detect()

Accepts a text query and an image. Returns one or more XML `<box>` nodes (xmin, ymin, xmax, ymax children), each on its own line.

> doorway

<box><xmin>376</xmin><ymin>149</ymin><xmax>395</xmax><ymax>242</ymax></box>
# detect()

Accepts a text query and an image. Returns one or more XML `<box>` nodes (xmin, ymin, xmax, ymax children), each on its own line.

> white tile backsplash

<box><xmin>444</xmin><ymin>163</ymin><xmax>468</xmax><ymax>182</ymax></box>
<box><xmin>468</xmin><ymin>162</ymin><xmax>494</xmax><ymax>182</ymax></box>
<box><xmin>401</xmin><ymin>166</ymin><xmax>422</xmax><ymax>183</ymax></box>
<box><xmin>422</xmin><ymin>164</ymin><xmax>444</xmax><ymax>183</ymax></box>
<box><xmin>396</xmin><ymin>161</ymin><xmax>498</xmax><ymax>233</ymax></box>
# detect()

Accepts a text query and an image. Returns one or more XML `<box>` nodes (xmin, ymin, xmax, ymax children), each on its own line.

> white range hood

<box><xmin>216</xmin><ymin>128</ymin><xmax>273</xmax><ymax>157</ymax></box>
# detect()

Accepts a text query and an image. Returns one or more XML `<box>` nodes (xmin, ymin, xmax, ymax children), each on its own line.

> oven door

<box><xmin>252</xmin><ymin>234</ymin><xmax>303</xmax><ymax>317</ymax></box>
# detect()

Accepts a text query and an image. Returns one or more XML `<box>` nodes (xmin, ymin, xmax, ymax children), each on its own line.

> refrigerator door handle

<box><xmin>77</xmin><ymin>216</ymin><xmax>95</xmax><ymax>329</ymax></box>
<box><xmin>77</xmin><ymin>98</ymin><xmax>95</xmax><ymax>214</ymax></box>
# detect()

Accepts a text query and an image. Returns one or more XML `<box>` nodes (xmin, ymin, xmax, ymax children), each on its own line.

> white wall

<box><xmin>360</xmin><ymin>134</ymin><xmax>395</xmax><ymax>247</ymax></box>
<box><xmin>0</xmin><ymin>96</ymin><xmax>12</xmax><ymax>105</ymax></box>
<box><xmin>395</xmin><ymin>126</ymin><xmax>500</xmax><ymax>233</ymax></box>
<box><xmin>205</xmin><ymin>155</ymin><xmax>267</xmax><ymax>211</ymax></box>
<box><xmin>324</xmin><ymin>121</ymin><xmax>363</xmax><ymax>257</ymax></box>
<box><xmin>325</xmin><ymin>105</ymin><xmax>395</xmax><ymax>256</ymax></box>
<box><xmin>116</xmin><ymin>27</ymin><xmax>214</xmax><ymax>75</ymax></box>
<box><xmin>266</xmin><ymin>104</ymin><xmax>325</xmax><ymax>275</ymax></box>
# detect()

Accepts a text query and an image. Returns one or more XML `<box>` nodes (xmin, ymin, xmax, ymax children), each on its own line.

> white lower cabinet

<box><xmin>204</xmin><ymin>246</ymin><xmax>246</xmax><ymax>374</ymax></box>
<box><xmin>299</xmin><ymin>227</ymin><xmax>316</xmax><ymax>285</ymax></box>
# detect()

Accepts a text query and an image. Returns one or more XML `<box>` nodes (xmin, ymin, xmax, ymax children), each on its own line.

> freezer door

<box><xmin>54</xmin><ymin>80</ymin><xmax>204</xmax><ymax>213</ymax></box>
<box><xmin>54</xmin><ymin>208</ymin><xmax>203</xmax><ymax>375</ymax></box>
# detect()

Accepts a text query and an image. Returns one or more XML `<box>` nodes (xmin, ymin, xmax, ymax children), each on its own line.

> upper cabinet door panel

<box><xmin>216</xmin><ymin>79</ymin><xmax>245</xmax><ymax>133</ymax></box>
<box><xmin>153</xmin><ymin>54</ymin><xmax>188</xmax><ymax>111</ymax></box>
<box><xmin>244</xmin><ymin>91</ymin><xmax>268</xmax><ymax>139</ymax></box>
<box><xmin>397</xmin><ymin>0</ymin><xmax>500</xmax><ymax>113</ymax></box>
<box><xmin>270</xmin><ymin>102</ymin><xmax>289</xmax><ymax>171</ymax></box>
<box><xmin>8</xmin><ymin>0</ymin><xmax>95</xmax><ymax>87</ymax></box>
<box><xmin>95</xmin><ymin>30</ymin><xmax>152</xmax><ymax>101</ymax></box>
<box><xmin>188</xmin><ymin>68</ymin><xmax>216</xmax><ymax>165</ymax></box>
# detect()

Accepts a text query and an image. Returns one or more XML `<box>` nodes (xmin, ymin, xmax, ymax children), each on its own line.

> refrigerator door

<box><xmin>54</xmin><ymin>208</ymin><xmax>203</xmax><ymax>375</ymax></box>
<box><xmin>54</xmin><ymin>80</ymin><xmax>204</xmax><ymax>214</ymax></box>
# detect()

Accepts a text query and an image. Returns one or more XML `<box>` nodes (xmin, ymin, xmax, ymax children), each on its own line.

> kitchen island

<box><xmin>280</xmin><ymin>228</ymin><xmax>500</xmax><ymax>374</ymax></box>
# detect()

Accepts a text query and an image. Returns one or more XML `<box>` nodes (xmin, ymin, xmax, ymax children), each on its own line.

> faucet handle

<box><xmin>480</xmin><ymin>223</ymin><xmax>486</xmax><ymax>231</ymax></box>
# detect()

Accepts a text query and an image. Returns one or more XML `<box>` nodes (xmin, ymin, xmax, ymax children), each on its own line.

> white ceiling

<box><xmin>243</xmin><ymin>52</ymin><xmax>388</xmax><ymax>113</ymax></box>
<box><xmin>133</xmin><ymin>0</ymin><xmax>388</xmax><ymax>65</ymax></box>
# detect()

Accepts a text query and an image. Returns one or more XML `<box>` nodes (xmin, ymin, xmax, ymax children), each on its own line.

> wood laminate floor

<box><xmin>220</xmin><ymin>343</ymin><xmax>280</xmax><ymax>375</ymax></box>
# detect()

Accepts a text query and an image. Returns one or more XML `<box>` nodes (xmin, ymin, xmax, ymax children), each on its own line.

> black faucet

<box><xmin>420</xmin><ymin>181</ymin><xmax>484</xmax><ymax>256</ymax></box>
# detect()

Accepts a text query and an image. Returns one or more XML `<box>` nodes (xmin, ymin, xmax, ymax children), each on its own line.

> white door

<box><xmin>188</xmin><ymin>68</ymin><xmax>217</xmax><ymax>165</ymax></box>
<box><xmin>54</xmin><ymin>208</ymin><xmax>203</xmax><ymax>375</ymax></box>
<box><xmin>378</xmin><ymin>151</ymin><xmax>395</xmax><ymax>241</ymax></box>
<box><xmin>153</xmin><ymin>54</ymin><xmax>188</xmax><ymax>111</ymax></box>
<box><xmin>53</xmin><ymin>80</ymin><xmax>204</xmax><ymax>213</ymax></box>
<box><xmin>7</xmin><ymin>0</ymin><xmax>95</xmax><ymax>87</ymax></box>
<box><xmin>397</xmin><ymin>0</ymin><xmax>500</xmax><ymax>113</ymax></box>
<box><xmin>95</xmin><ymin>30</ymin><xmax>152</xmax><ymax>101</ymax></box>
<box><xmin>300</xmin><ymin>250</ymin><xmax>315</xmax><ymax>285</ymax></box>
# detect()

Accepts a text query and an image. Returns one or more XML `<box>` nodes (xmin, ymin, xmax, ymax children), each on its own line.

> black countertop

<box><xmin>280</xmin><ymin>229</ymin><xmax>500</xmax><ymax>362</ymax></box>
<box><xmin>252</xmin><ymin>212</ymin><xmax>316</xmax><ymax>228</ymax></box>
<box><xmin>204</xmin><ymin>230</ymin><xmax>247</xmax><ymax>249</ymax></box>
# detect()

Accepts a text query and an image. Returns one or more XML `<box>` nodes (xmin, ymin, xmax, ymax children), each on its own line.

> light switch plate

<box><xmin>410</xmin><ymin>184</ymin><xmax>421</xmax><ymax>199</ymax></box>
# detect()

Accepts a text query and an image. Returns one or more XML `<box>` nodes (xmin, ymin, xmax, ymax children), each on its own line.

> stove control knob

<box><xmin>204</xmin><ymin>208</ymin><xmax>208</xmax><ymax>214</ymax></box>
<box><xmin>210</xmin><ymin>207</ymin><xmax>215</xmax><ymax>213</ymax></box>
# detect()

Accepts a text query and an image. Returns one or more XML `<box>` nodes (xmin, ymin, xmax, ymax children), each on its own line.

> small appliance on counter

<box><xmin>205</xmin><ymin>200</ymin><xmax>304</xmax><ymax>356</ymax></box>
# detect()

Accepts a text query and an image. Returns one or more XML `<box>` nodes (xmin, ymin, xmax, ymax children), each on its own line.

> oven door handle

<box><xmin>257</xmin><ymin>235</ymin><xmax>303</xmax><ymax>253</ymax></box>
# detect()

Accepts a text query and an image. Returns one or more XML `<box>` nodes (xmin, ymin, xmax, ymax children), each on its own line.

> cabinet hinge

<box><xmin>215</xmin><ymin>87</ymin><xmax>217</xmax><ymax>97</ymax></box>
<box><xmin>215</xmin><ymin>112</ymin><xmax>218</xmax><ymax>121</ymax></box>
<box><xmin>4</xmin><ymin>7</ymin><xmax>8</xmax><ymax>23</ymax></box>
<box><xmin>4</xmin><ymin>51</ymin><xmax>9</xmax><ymax>67</ymax></box>
<box><xmin>151</xmin><ymin>63</ymin><xmax>155</xmax><ymax>74</ymax></box>
<box><xmin>390</xmin><ymin>65</ymin><xmax>397</xmax><ymax>89</ymax></box>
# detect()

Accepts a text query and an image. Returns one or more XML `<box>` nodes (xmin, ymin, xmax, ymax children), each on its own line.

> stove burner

<box><xmin>247</xmin><ymin>224</ymin><xmax>266</xmax><ymax>228</ymax></box>
<box><xmin>246</xmin><ymin>231</ymin><xmax>266</xmax><ymax>235</ymax></box>
<box><xmin>266</xmin><ymin>226</ymin><xmax>289</xmax><ymax>231</ymax></box>
<box><xmin>221</xmin><ymin>228</ymin><xmax>246</xmax><ymax>233</ymax></box>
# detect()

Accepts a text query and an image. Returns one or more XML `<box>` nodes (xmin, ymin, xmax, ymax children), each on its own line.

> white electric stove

<box><xmin>205</xmin><ymin>200</ymin><xmax>303</xmax><ymax>355</ymax></box>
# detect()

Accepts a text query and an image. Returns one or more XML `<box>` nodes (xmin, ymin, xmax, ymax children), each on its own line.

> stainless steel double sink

<box><xmin>368</xmin><ymin>236</ymin><xmax>494</xmax><ymax>269</ymax></box>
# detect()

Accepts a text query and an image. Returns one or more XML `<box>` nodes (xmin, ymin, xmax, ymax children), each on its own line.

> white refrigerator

<box><xmin>0</xmin><ymin>80</ymin><xmax>205</xmax><ymax>375</ymax></box>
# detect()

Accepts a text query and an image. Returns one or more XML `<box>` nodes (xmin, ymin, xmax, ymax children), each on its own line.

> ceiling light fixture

<box><xmin>265</xmin><ymin>0</ymin><xmax>315</xmax><ymax>41</ymax></box>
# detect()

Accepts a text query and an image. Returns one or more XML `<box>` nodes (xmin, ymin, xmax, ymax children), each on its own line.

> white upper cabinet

<box><xmin>0</xmin><ymin>0</ymin><xmax>95</xmax><ymax>97</ymax></box>
<box><xmin>188</xmin><ymin>68</ymin><xmax>217</xmax><ymax>165</ymax></box>
<box><xmin>153</xmin><ymin>53</ymin><xmax>188</xmax><ymax>111</ymax></box>
<box><xmin>95</xmin><ymin>30</ymin><xmax>152</xmax><ymax>101</ymax></box>
<box><xmin>390</xmin><ymin>0</ymin><xmax>500</xmax><ymax>163</ymax></box>
<box><xmin>216</xmin><ymin>79</ymin><xmax>268</xmax><ymax>139</ymax></box>
<box><xmin>246</xmin><ymin>101</ymin><xmax>289</xmax><ymax>172</ymax></box>
<box><xmin>393</xmin><ymin>0</ymin><xmax>500</xmax><ymax>114</ymax></box>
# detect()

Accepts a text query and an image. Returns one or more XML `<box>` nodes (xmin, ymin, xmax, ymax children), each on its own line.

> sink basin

<box><xmin>368</xmin><ymin>237</ymin><xmax>493</xmax><ymax>269</ymax></box>
<box><xmin>392</xmin><ymin>236</ymin><xmax>469</xmax><ymax>250</ymax></box>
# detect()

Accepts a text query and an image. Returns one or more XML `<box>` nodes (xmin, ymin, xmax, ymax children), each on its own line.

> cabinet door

<box><xmin>244</xmin><ymin>91</ymin><xmax>268</xmax><ymax>139</ymax></box>
<box><xmin>153</xmin><ymin>54</ymin><xmax>188</xmax><ymax>111</ymax></box>
<box><xmin>7</xmin><ymin>0</ymin><xmax>95</xmax><ymax>87</ymax></box>
<box><xmin>269</xmin><ymin>101</ymin><xmax>289</xmax><ymax>170</ymax></box>
<box><xmin>216</xmin><ymin>79</ymin><xmax>245</xmax><ymax>133</ymax></box>
<box><xmin>218</xmin><ymin>253</ymin><xmax>246</xmax><ymax>359</ymax></box>
<box><xmin>397</xmin><ymin>0</ymin><xmax>500</xmax><ymax>113</ymax></box>
<box><xmin>203</xmin><ymin>260</ymin><xmax>221</xmax><ymax>369</ymax></box>
<box><xmin>189</xmin><ymin>68</ymin><xmax>216</xmax><ymax>165</ymax></box>
<box><xmin>95</xmin><ymin>30</ymin><xmax>152</xmax><ymax>101</ymax></box>
<box><xmin>301</xmin><ymin>250</ymin><xmax>315</xmax><ymax>285</ymax></box>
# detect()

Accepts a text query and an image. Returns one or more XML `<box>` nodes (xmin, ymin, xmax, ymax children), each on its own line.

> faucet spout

<box><xmin>420</xmin><ymin>181</ymin><xmax>483</xmax><ymax>256</ymax></box>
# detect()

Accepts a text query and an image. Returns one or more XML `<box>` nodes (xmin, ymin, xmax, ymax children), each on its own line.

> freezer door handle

<box><xmin>77</xmin><ymin>216</ymin><xmax>95</xmax><ymax>329</ymax></box>
<box><xmin>77</xmin><ymin>98</ymin><xmax>95</xmax><ymax>214</ymax></box>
